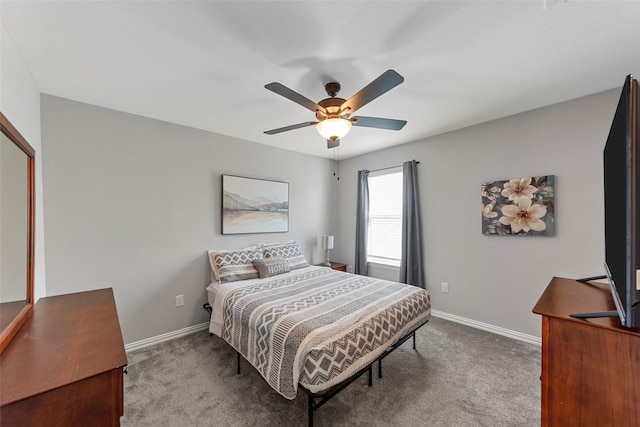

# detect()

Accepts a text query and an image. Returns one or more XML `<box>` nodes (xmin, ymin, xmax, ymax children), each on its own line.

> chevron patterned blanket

<box><xmin>221</xmin><ymin>267</ymin><xmax>431</xmax><ymax>399</ymax></box>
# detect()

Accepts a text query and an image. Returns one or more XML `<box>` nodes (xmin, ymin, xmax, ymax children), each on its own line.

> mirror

<box><xmin>0</xmin><ymin>112</ymin><xmax>35</xmax><ymax>353</ymax></box>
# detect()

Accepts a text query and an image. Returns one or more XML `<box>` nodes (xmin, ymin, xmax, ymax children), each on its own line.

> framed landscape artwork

<box><xmin>222</xmin><ymin>175</ymin><xmax>289</xmax><ymax>234</ymax></box>
<box><xmin>481</xmin><ymin>175</ymin><xmax>555</xmax><ymax>236</ymax></box>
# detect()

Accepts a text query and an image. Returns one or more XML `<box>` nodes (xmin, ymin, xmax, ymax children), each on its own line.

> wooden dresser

<box><xmin>532</xmin><ymin>277</ymin><xmax>640</xmax><ymax>426</ymax></box>
<box><xmin>0</xmin><ymin>288</ymin><xmax>127</xmax><ymax>426</ymax></box>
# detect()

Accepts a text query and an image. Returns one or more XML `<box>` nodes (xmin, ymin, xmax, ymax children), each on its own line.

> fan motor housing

<box><xmin>317</xmin><ymin>97</ymin><xmax>347</xmax><ymax>120</ymax></box>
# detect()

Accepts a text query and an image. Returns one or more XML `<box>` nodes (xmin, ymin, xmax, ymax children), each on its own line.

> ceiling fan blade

<box><xmin>264</xmin><ymin>121</ymin><xmax>317</xmax><ymax>135</ymax></box>
<box><xmin>327</xmin><ymin>138</ymin><xmax>340</xmax><ymax>149</ymax></box>
<box><xmin>340</xmin><ymin>70</ymin><xmax>404</xmax><ymax>115</ymax></box>
<box><xmin>351</xmin><ymin>116</ymin><xmax>407</xmax><ymax>131</ymax></box>
<box><xmin>265</xmin><ymin>82</ymin><xmax>328</xmax><ymax>115</ymax></box>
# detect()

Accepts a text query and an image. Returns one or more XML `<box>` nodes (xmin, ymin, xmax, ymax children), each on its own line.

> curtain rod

<box><xmin>368</xmin><ymin>160</ymin><xmax>420</xmax><ymax>173</ymax></box>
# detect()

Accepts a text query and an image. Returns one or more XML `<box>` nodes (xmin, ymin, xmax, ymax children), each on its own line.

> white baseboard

<box><xmin>431</xmin><ymin>309</ymin><xmax>541</xmax><ymax>346</ymax></box>
<box><xmin>125</xmin><ymin>322</ymin><xmax>209</xmax><ymax>352</ymax></box>
<box><xmin>124</xmin><ymin>311</ymin><xmax>541</xmax><ymax>353</ymax></box>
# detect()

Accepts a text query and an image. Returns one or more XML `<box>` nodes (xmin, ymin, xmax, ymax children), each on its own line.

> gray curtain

<box><xmin>355</xmin><ymin>170</ymin><xmax>369</xmax><ymax>276</ymax></box>
<box><xmin>399</xmin><ymin>160</ymin><xmax>424</xmax><ymax>287</ymax></box>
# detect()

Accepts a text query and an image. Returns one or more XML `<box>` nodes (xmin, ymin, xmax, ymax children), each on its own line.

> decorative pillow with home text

<box><xmin>253</xmin><ymin>257</ymin><xmax>291</xmax><ymax>278</ymax></box>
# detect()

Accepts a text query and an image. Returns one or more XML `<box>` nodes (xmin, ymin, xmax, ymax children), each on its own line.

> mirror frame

<box><xmin>0</xmin><ymin>112</ymin><xmax>35</xmax><ymax>353</ymax></box>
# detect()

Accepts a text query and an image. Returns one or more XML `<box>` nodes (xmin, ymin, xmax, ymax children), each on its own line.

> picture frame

<box><xmin>481</xmin><ymin>175</ymin><xmax>555</xmax><ymax>236</ymax></box>
<box><xmin>222</xmin><ymin>175</ymin><xmax>289</xmax><ymax>235</ymax></box>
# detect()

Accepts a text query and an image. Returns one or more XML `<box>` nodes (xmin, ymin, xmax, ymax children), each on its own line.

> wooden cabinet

<box><xmin>328</xmin><ymin>262</ymin><xmax>348</xmax><ymax>272</ymax></box>
<box><xmin>0</xmin><ymin>289</ymin><xmax>127</xmax><ymax>426</ymax></box>
<box><xmin>532</xmin><ymin>277</ymin><xmax>640</xmax><ymax>426</ymax></box>
<box><xmin>316</xmin><ymin>262</ymin><xmax>347</xmax><ymax>272</ymax></box>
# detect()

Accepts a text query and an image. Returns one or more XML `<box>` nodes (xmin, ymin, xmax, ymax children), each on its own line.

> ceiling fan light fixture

<box><xmin>316</xmin><ymin>118</ymin><xmax>352</xmax><ymax>141</ymax></box>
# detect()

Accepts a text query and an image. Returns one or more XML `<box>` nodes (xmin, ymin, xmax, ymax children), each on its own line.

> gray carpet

<box><xmin>122</xmin><ymin>317</ymin><xmax>541</xmax><ymax>426</ymax></box>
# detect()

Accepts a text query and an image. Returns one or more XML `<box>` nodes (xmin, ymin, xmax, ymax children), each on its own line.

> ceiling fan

<box><xmin>264</xmin><ymin>69</ymin><xmax>407</xmax><ymax>149</ymax></box>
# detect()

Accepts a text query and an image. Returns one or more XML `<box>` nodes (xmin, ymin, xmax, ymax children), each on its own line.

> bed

<box><xmin>205</xmin><ymin>242</ymin><xmax>431</xmax><ymax>425</ymax></box>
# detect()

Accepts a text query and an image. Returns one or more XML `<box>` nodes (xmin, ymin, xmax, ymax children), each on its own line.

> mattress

<box><xmin>207</xmin><ymin>266</ymin><xmax>431</xmax><ymax>399</ymax></box>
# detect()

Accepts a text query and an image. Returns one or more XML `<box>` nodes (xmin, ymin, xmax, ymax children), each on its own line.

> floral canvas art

<box><xmin>481</xmin><ymin>175</ymin><xmax>555</xmax><ymax>236</ymax></box>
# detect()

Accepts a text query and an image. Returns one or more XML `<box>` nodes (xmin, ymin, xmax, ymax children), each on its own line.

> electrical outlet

<box><xmin>176</xmin><ymin>294</ymin><xmax>184</xmax><ymax>307</ymax></box>
<box><xmin>441</xmin><ymin>282</ymin><xmax>449</xmax><ymax>293</ymax></box>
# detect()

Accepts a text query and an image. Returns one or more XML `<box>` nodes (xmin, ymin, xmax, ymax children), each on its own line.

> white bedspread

<box><xmin>207</xmin><ymin>266</ymin><xmax>431</xmax><ymax>399</ymax></box>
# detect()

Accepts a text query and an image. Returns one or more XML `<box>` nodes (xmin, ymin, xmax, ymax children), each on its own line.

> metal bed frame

<box><xmin>203</xmin><ymin>302</ymin><xmax>427</xmax><ymax>427</ymax></box>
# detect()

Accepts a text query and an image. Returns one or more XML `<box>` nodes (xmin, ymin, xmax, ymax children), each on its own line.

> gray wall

<box><xmin>41</xmin><ymin>95</ymin><xmax>337</xmax><ymax>344</ymax></box>
<box><xmin>334</xmin><ymin>88</ymin><xmax>620</xmax><ymax>338</ymax></box>
<box><xmin>1</xmin><ymin>22</ymin><xmax>46</xmax><ymax>301</ymax></box>
<box><xmin>38</xmin><ymin>87</ymin><xmax>622</xmax><ymax>343</ymax></box>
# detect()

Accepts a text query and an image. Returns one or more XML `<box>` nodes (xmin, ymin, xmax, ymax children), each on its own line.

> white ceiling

<box><xmin>2</xmin><ymin>1</ymin><xmax>640</xmax><ymax>159</ymax></box>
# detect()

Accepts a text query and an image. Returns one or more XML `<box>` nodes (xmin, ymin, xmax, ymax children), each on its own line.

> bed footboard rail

<box><xmin>376</xmin><ymin>320</ymin><xmax>427</xmax><ymax>379</ymax></box>
<box><xmin>300</xmin><ymin>319</ymin><xmax>429</xmax><ymax>427</ymax></box>
<box><xmin>300</xmin><ymin>363</ymin><xmax>373</xmax><ymax>427</ymax></box>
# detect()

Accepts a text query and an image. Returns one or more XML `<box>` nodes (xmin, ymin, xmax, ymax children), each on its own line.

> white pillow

<box><xmin>259</xmin><ymin>240</ymin><xmax>295</xmax><ymax>249</ymax></box>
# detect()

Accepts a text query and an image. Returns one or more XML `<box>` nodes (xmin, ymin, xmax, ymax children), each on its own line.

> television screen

<box><xmin>603</xmin><ymin>74</ymin><xmax>640</xmax><ymax>328</ymax></box>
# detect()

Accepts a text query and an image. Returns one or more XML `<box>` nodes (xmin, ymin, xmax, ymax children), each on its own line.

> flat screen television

<box><xmin>573</xmin><ymin>75</ymin><xmax>640</xmax><ymax>328</ymax></box>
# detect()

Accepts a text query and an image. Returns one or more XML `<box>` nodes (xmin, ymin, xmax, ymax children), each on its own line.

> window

<box><xmin>367</xmin><ymin>169</ymin><xmax>403</xmax><ymax>266</ymax></box>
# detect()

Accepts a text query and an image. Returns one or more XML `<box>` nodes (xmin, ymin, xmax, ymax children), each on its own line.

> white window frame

<box><xmin>367</xmin><ymin>167</ymin><xmax>403</xmax><ymax>267</ymax></box>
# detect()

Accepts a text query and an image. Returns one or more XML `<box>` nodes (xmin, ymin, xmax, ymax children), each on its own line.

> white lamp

<box><xmin>321</xmin><ymin>235</ymin><xmax>334</xmax><ymax>267</ymax></box>
<box><xmin>316</xmin><ymin>118</ymin><xmax>352</xmax><ymax>141</ymax></box>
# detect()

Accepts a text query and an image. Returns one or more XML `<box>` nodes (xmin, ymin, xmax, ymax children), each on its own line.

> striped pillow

<box><xmin>262</xmin><ymin>242</ymin><xmax>309</xmax><ymax>270</ymax></box>
<box><xmin>210</xmin><ymin>248</ymin><xmax>263</xmax><ymax>283</ymax></box>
